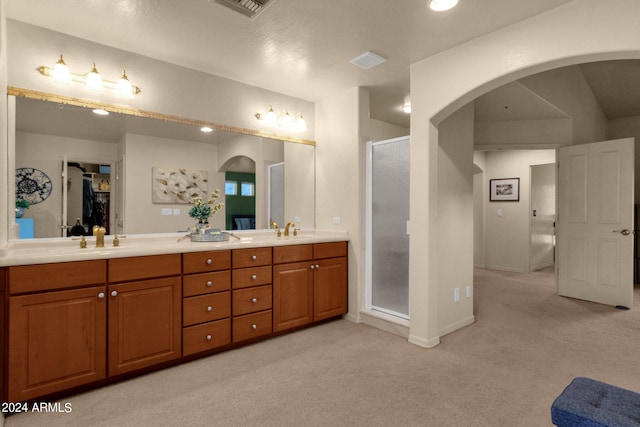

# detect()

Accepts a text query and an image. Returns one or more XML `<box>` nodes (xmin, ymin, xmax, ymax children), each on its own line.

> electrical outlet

<box><xmin>466</xmin><ymin>286</ymin><xmax>472</xmax><ymax>298</ymax></box>
<box><xmin>454</xmin><ymin>288</ymin><xmax>460</xmax><ymax>302</ymax></box>
<box><xmin>332</xmin><ymin>216</ymin><xmax>341</xmax><ymax>225</ymax></box>
<box><xmin>161</xmin><ymin>208</ymin><xmax>172</xmax><ymax>216</ymax></box>
<box><xmin>173</xmin><ymin>208</ymin><xmax>181</xmax><ymax>216</ymax></box>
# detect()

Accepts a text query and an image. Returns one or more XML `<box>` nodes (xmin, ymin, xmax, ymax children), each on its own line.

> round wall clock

<box><xmin>16</xmin><ymin>167</ymin><xmax>53</xmax><ymax>204</ymax></box>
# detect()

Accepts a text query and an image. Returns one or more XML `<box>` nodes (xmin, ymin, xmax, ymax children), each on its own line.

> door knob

<box><xmin>613</xmin><ymin>229</ymin><xmax>631</xmax><ymax>236</ymax></box>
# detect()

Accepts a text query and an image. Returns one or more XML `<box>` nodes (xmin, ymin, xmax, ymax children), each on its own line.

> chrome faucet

<box><xmin>285</xmin><ymin>221</ymin><xmax>295</xmax><ymax>237</ymax></box>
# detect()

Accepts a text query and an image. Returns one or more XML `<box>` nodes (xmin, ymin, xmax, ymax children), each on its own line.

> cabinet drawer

<box><xmin>183</xmin><ymin>271</ymin><xmax>230</xmax><ymax>297</ymax></box>
<box><xmin>232</xmin><ymin>310</ymin><xmax>272</xmax><ymax>342</ymax></box>
<box><xmin>109</xmin><ymin>254</ymin><xmax>181</xmax><ymax>283</ymax></box>
<box><xmin>313</xmin><ymin>241</ymin><xmax>347</xmax><ymax>260</ymax></box>
<box><xmin>273</xmin><ymin>244</ymin><xmax>313</xmax><ymax>264</ymax></box>
<box><xmin>183</xmin><ymin>292</ymin><xmax>231</xmax><ymax>326</ymax></box>
<box><xmin>183</xmin><ymin>319</ymin><xmax>231</xmax><ymax>356</ymax></box>
<box><xmin>232</xmin><ymin>247</ymin><xmax>272</xmax><ymax>268</ymax></box>
<box><xmin>232</xmin><ymin>266</ymin><xmax>272</xmax><ymax>289</ymax></box>
<box><xmin>8</xmin><ymin>260</ymin><xmax>106</xmax><ymax>294</ymax></box>
<box><xmin>232</xmin><ymin>285</ymin><xmax>272</xmax><ymax>316</ymax></box>
<box><xmin>183</xmin><ymin>250</ymin><xmax>231</xmax><ymax>274</ymax></box>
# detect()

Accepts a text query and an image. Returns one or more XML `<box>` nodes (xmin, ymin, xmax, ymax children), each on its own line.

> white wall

<box><xmin>473</xmin><ymin>151</ymin><xmax>487</xmax><ymax>268</ymax></box>
<box><xmin>482</xmin><ymin>150</ymin><xmax>556</xmax><ymax>273</ymax></box>
<box><xmin>315</xmin><ymin>87</ymin><xmax>368</xmax><ymax>322</ymax></box>
<box><xmin>437</xmin><ymin>103</ymin><xmax>475</xmax><ymax>335</ymax></box>
<box><xmin>15</xmin><ymin>131</ymin><xmax>117</xmax><ymax>238</ymax></box>
<box><xmin>519</xmin><ymin>66</ymin><xmax>608</xmax><ymax>145</ymax></box>
<box><xmin>411</xmin><ymin>0</ymin><xmax>640</xmax><ymax>347</ymax></box>
<box><xmin>370</xmin><ymin>118</ymin><xmax>408</xmax><ymax>142</ymax></box>
<box><xmin>6</xmin><ymin>20</ymin><xmax>315</xmax><ymax>142</ymax></box>
<box><xmin>122</xmin><ymin>134</ymin><xmax>225</xmax><ymax>234</ymax></box>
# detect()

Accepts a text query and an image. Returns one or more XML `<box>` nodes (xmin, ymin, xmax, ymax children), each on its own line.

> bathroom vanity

<box><xmin>0</xmin><ymin>231</ymin><xmax>348</xmax><ymax>403</ymax></box>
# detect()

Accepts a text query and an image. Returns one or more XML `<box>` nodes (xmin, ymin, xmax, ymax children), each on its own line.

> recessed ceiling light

<box><xmin>349</xmin><ymin>51</ymin><xmax>387</xmax><ymax>70</ymax></box>
<box><xmin>200</xmin><ymin>126</ymin><xmax>213</xmax><ymax>133</ymax></box>
<box><xmin>429</xmin><ymin>0</ymin><xmax>458</xmax><ymax>12</ymax></box>
<box><xmin>92</xmin><ymin>108</ymin><xmax>109</xmax><ymax>116</ymax></box>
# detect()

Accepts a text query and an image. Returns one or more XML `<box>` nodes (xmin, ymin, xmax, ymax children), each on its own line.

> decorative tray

<box><xmin>190</xmin><ymin>229</ymin><xmax>230</xmax><ymax>242</ymax></box>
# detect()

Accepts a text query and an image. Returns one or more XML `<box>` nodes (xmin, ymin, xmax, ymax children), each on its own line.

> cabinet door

<box><xmin>108</xmin><ymin>277</ymin><xmax>181</xmax><ymax>376</ymax></box>
<box><xmin>273</xmin><ymin>261</ymin><xmax>313</xmax><ymax>332</ymax></box>
<box><xmin>8</xmin><ymin>286</ymin><xmax>107</xmax><ymax>402</ymax></box>
<box><xmin>313</xmin><ymin>257</ymin><xmax>348</xmax><ymax>321</ymax></box>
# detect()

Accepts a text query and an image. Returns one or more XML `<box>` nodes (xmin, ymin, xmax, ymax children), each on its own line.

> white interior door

<box><xmin>558</xmin><ymin>138</ymin><xmax>634</xmax><ymax>308</ymax></box>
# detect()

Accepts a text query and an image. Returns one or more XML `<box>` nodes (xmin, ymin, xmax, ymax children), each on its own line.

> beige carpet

<box><xmin>6</xmin><ymin>267</ymin><xmax>640</xmax><ymax>427</ymax></box>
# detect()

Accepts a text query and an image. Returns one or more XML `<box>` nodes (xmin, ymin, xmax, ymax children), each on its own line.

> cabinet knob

<box><xmin>251</xmin><ymin>255</ymin><xmax>257</xmax><ymax>260</ymax></box>
<box><xmin>206</xmin><ymin>281</ymin><xmax>213</xmax><ymax>287</ymax></box>
<box><xmin>251</xmin><ymin>324</ymin><xmax>257</xmax><ymax>330</ymax></box>
<box><xmin>251</xmin><ymin>298</ymin><xmax>258</xmax><ymax>303</ymax></box>
<box><xmin>206</xmin><ymin>335</ymin><xmax>212</xmax><ymax>341</ymax></box>
<box><xmin>206</xmin><ymin>259</ymin><xmax>213</xmax><ymax>265</ymax></box>
<box><xmin>207</xmin><ymin>306</ymin><xmax>213</xmax><ymax>312</ymax></box>
<box><xmin>251</xmin><ymin>274</ymin><xmax>257</xmax><ymax>280</ymax></box>
<box><xmin>315</xmin><ymin>264</ymin><xmax>320</xmax><ymax>269</ymax></box>
<box><xmin>111</xmin><ymin>290</ymin><xmax>118</xmax><ymax>297</ymax></box>
<box><xmin>310</xmin><ymin>265</ymin><xmax>315</xmax><ymax>270</ymax></box>
<box><xmin>98</xmin><ymin>292</ymin><xmax>105</xmax><ymax>299</ymax></box>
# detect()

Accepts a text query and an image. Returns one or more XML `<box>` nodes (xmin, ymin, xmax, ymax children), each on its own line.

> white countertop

<box><xmin>0</xmin><ymin>229</ymin><xmax>349</xmax><ymax>266</ymax></box>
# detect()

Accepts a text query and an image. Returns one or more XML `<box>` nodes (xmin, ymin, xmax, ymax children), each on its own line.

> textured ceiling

<box><xmin>5</xmin><ymin>0</ymin><xmax>577</xmax><ymax>128</ymax></box>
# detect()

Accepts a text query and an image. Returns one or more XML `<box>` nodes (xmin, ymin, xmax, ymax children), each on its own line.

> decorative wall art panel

<box><xmin>16</xmin><ymin>167</ymin><xmax>53</xmax><ymax>204</ymax></box>
<box><xmin>152</xmin><ymin>167</ymin><xmax>208</xmax><ymax>204</ymax></box>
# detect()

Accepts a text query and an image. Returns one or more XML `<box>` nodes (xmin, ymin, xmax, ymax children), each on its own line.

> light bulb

<box><xmin>117</xmin><ymin>70</ymin><xmax>133</xmax><ymax>98</ymax></box>
<box><xmin>265</xmin><ymin>105</ymin><xmax>277</xmax><ymax>125</ymax></box>
<box><xmin>51</xmin><ymin>55</ymin><xmax>71</xmax><ymax>86</ymax></box>
<box><xmin>280</xmin><ymin>111</ymin><xmax>294</xmax><ymax>128</ymax></box>
<box><xmin>296</xmin><ymin>114</ymin><xmax>307</xmax><ymax>132</ymax></box>
<box><xmin>85</xmin><ymin>63</ymin><xmax>103</xmax><ymax>92</ymax></box>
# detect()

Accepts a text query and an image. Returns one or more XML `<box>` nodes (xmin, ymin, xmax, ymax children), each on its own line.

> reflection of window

<box><xmin>241</xmin><ymin>182</ymin><xmax>255</xmax><ymax>197</ymax></box>
<box><xmin>225</xmin><ymin>181</ymin><xmax>237</xmax><ymax>195</ymax></box>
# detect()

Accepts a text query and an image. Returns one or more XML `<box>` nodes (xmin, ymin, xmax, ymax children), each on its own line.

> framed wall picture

<box><xmin>490</xmin><ymin>178</ymin><xmax>519</xmax><ymax>202</ymax></box>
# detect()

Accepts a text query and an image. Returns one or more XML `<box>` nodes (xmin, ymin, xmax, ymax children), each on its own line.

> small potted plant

<box><xmin>188</xmin><ymin>189</ymin><xmax>224</xmax><ymax>230</ymax></box>
<box><xmin>15</xmin><ymin>199</ymin><xmax>29</xmax><ymax>218</ymax></box>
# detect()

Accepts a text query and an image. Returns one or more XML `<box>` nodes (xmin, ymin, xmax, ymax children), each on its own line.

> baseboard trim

<box><xmin>408</xmin><ymin>334</ymin><xmax>441</xmax><ymax>348</ymax></box>
<box><xmin>343</xmin><ymin>312</ymin><xmax>360</xmax><ymax>323</ymax></box>
<box><xmin>484</xmin><ymin>265</ymin><xmax>525</xmax><ymax>273</ymax></box>
<box><xmin>439</xmin><ymin>315</ymin><xmax>475</xmax><ymax>337</ymax></box>
<box><xmin>359</xmin><ymin>310</ymin><xmax>410</xmax><ymax>338</ymax></box>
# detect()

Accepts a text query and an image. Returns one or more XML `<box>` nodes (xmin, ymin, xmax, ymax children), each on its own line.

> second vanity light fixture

<box><xmin>38</xmin><ymin>54</ymin><xmax>141</xmax><ymax>98</ymax></box>
<box><xmin>255</xmin><ymin>105</ymin><xmax>307</xmax><ymax>132</ymax></box>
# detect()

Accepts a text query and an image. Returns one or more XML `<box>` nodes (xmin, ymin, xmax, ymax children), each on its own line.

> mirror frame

<box><xmin>7</xmin><ymin>87</ymin><xmax>316</xmax><ymax>147</ymax></box>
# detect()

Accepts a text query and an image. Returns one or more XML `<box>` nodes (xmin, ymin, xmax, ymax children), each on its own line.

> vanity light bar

<box><xmin>37</xmin><ymin>55</ymin><xmax>141</xmax><ymax>98</ymax></box>
<box><xmin>255</xmin><ymin>105</ymin><xmax>307</xmax><ymax>132</ymax></box>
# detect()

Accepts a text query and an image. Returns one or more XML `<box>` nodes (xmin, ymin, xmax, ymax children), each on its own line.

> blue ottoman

<box><xmin>551</xmin><ymin>377</ymin><xmax>640</xmax><ymax>426</ymax></box>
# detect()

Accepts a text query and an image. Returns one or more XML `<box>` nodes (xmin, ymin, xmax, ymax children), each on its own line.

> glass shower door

<box><xmin>366</xmin><ymin>136</ymin><xmax>410</xmax><ymax>319</ymax></box>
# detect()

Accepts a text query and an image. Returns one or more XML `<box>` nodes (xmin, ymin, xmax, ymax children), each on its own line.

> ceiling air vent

<box><xmin>214</xmin><ymin>0</ymin><xmax>274</xmax><ymax>18</ymax></box>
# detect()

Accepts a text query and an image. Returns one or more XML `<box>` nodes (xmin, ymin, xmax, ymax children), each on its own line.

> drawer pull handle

<box><xmin>98</xmin><ymin>292</ymin><xmax>105</xmax><ymax>299</ymax></box>
<box><xmin>251</xmin><ymin>274</ymin><xmax>257</xmax><ymax>280</ymax></box>
<box><xmin>206</xmin><ymin>259</ymin><xmax>213</xmax><ymax>265</ymax></box>
<box><xmin>207</xmin><ymin>306</ymin><xmax>213</xmax><ymax>312</ymax></box>
<box><xmin>251</xmin><ymin>324</ymin><xmax>257</xmax><ymax>330</ymax></box>
<box><xmin>206</xmin><ymin>335</ymin><xmax>212</xmax><ymax>341</ymax></box>
<box><xmin>206</xmin><ymin>281</ymin><xmax>213</xmax><ymax>287</ymax></box>
<box><xmin>251</xmin><ymin>255</ymin><xmax>257</xmax><ymax>260</ymax></box>
<box><xmin>252</xmin><ymin>298</ymin><xmax>258</xmax><ymax>303</ymax></box>
<box><xmin>111</xmin><ymin>290</ymin><xmax>118</xmax><ymax>297</ymax></box>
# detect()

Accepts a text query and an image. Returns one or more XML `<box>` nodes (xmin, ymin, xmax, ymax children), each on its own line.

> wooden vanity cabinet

<box><xmin>107</xmin><ymin>255</ymin><xmax>182</xmax><ymax>376</ymax></box>
<box><xmin>312</xmin><ymin>242</ymin><xmax>348</xmax><ymax>320</ymax></box>
<box><xmin>273</xmin><ymin>242</ymin><xmax>348</xmax><ymax>332</ymax></box>
<box><xmin>231</xmin><ymin>247</ymin><xmax>273</xmax><ymax>342</ymax></box>
<box><xmin>182</xmin><ymin>250</ymin><xmax>231</xmax><ymax>356</ymax></box>
<box><xmin>6</xmin><ymin>261</ymin><xmax>108</xmax><ymax>402</ymax></box>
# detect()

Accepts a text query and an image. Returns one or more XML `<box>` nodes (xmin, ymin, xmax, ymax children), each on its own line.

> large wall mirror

<box><xmin>10</xmin><ymin>93</ymin><xmax>316</xmax><ymax>240</ymax></box>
